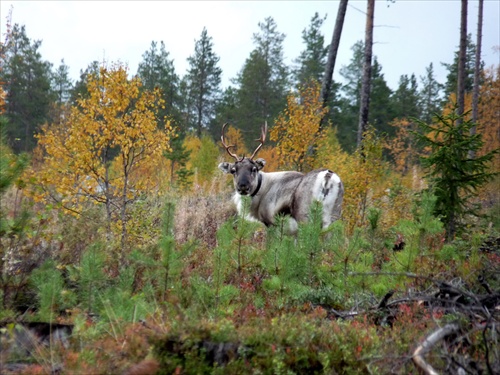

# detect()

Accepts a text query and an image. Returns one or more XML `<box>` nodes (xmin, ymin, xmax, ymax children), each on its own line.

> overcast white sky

<box><xmin>1</xmin><ymin>1</ymin><xmax>499</xmax><ymax>91</ymax></box>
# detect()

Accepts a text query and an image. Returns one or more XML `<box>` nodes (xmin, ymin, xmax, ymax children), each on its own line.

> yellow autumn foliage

<box><xmin>255</xmin><ymin>146</ymin><xmax>280</xmax><ymax>172</ymax></box>
<box><xmin>184</xmin><ymin>133</ymin><xmax>220</xmax><ymax>189</ymax></box>
<box><xmin>477</xmin><ymin>66</ymin><xmax>500</xmax><ymax>172</ymax></box>
<box><xmin>317</xmin><ymin>126</ymin><xmax>415</xmax><ymax>233</ymax></box>
<box><xmin>30</xmin><ymin>63</ymin><xmax>174</xmax><ymax>227</ymax></box>
<box><xmin>271</xmin><ymin>82</ymin><xmax>328</xmax><ymax>172</ymax></box>
<box><xmin>221</xmin><ymin>124</ymin><xmax>248</xmax><ymax>158</ymax></box>
<box><xmin>0</xmin><ymin>85</ymin><xmax>5</xmax><ymax>115</ymax></box>
<box><xmin>268</xmin><ymin>81</ymin><xmax>410</xmax><ymax>233</ymax></box>
<box><xmin>385</xmin><ymin>118</ymin><xmax>420</xmax><ymax>174</ymax></box>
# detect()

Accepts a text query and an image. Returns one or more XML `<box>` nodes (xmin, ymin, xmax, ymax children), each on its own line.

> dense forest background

<box><xmin>0</xmin><ymin>3</ymin><xmax>499</xmax><ymax>374</ymax></box>
<box><xmin>2</xmin><ymin>11</ymin><xmax>497</xmax><ymax>156</ymax></box>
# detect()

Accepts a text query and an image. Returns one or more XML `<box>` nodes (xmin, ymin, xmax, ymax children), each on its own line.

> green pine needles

<box><xmin>208</xmin><ymin>195</ymin><xmax>260</xmax><ymax>315</ymax></box>
<box><xmin>31</xmin><ymin>260</ymin><xmax>74</xmax><ymax>321</ymax></box>
<box><xmin>413</xmin><ymin>109</ymin><xmax>498</xmax><ymax>241</ymax></box>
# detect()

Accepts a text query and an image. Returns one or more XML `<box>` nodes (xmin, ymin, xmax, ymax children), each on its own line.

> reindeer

<box><xmin>218</xmin><ymin>123</ymin><xmax>344</xmax><ymax>233</ymax></box>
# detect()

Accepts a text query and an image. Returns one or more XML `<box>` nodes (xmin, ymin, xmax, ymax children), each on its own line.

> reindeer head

<box><xmin>218</xmin><ymin>122</ymin><xmax>267</xmax><ymax>196</ymax></box>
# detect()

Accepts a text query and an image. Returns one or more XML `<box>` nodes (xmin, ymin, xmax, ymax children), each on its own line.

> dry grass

<box><xmin>174</xmin><ymin>178</ymin><xmax>236</xmax><ymax>249</ymax></box>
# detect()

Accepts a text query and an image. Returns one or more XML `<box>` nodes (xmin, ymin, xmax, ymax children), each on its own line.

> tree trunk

<box><xmin>357</xmin><ymin>0</ymin><xmax>375</xmax><ymax>149</ymax></box>
<box><xmin>121</xmin><ymin>163</ymin><xmax>128</xmax><ymax>266</ymax></box>
<box><xmin>456</xmin><ymin>0</ymin><xmax>468</xmax><ymax>121</ymax></box>
<box><xmin>103</xmin><ymin>148</ymin><xmax>113</xmax><ymax>240</ymax></box>
<box><xmin>197</xmin><ymin>91</ymin><xmax>203</xmax><ymax>138</ymax></box>
<box><xmin>319</xmin><ymin>0</ymin><xmax>348</xmax><ymax>129</ymax></box>
<box><xmin>469</xmin><ymin>0</ymin><xmax>483</xmax><ymax>158</ymax></box>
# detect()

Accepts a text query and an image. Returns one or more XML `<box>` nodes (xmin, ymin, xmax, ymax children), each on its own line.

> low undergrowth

<box><xmin>0</xmin><ymin>190</ymin><xmax>498</xmax><ymax>374</ymax></box>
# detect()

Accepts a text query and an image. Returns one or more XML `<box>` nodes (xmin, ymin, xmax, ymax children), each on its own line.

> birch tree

<box><xmin>34</xmin><ymin>64</ymin><xmax>174</xmax><ymax>261</ymax></box>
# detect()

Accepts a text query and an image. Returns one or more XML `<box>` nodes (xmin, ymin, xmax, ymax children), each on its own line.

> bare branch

<box><xmin>412</xmin><ymin>323</ymin><xmax>460</xmax><ymax>375</ymax></box>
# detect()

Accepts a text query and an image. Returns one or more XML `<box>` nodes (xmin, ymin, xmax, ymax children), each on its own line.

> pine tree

<box><xmin>294</xmin><ymin>12</ymin><xmax>345</xmax><ymax>140</ymax></box>
<box><xmin>337</xmin><ymin>41</ymin><xmax>393</xmax><ymax>150</ymax></box>
<box><xmin>137</xmin><ymin>41</ymin><xmax>180</xmax><ymax>124</ymax></box>
<box><xmin>442</xmin><ymin>34</ymin><xmax>480</xmax><ymax>100</ymax></box>
<box><xmin>339</xmin><ymin>41</ymin><xmax>364</xmax><ymax>104</ymax></box>
<box><xmin>211</xmin><ymin>86</ymin><xmax>238</xmax><ymax>138</ymax></box>
<box><xmin>233</xmin><ymin>17</ymin><xmax>290</xmax><ymax>146</ymax></box>
<box><xmin>185</xmin><ymin>28</ymin><xmax>222</xmax><ymax>138</ymax></box>
<box><xmin>358</xmin><ymin>0</ymin><xmax>375</xmax><ymax>148</ymax></box>
<box><xmin>233</xmin><ymin>50</ymin><xmax>269</xmax><ymax>137</ymax></box>
<box><xmin>177</xmin><ymin>76</ymin><xmax>193</xmax><ymax>128</ymax></box>
<box><xmin>320</xmin><ymin>0</ymin><xmax>348</xmax><ymax>130</ymax></box>
<box><xmin>456</xmin><ymin>0</ymin><xmax>468</xmax><ymax>120</ymax></box>
<box><xmin>369</xmin><ymin>60</ymin><xmax>395</xmax><ymax>135</ymax></box>
<box><xmin>336</xmin><ymin>40</ymin><xmax>366</xmax><ymax>151</ymax></box>
<box><xmin>1</xmin><ymin>24</ymin><xmax>54</xmax><ymax>153</ymax></box>
<box><xmin>49</xmin><ymin>59</ymin><xmax>73</xmax><ymax>126</ymax></box>
<box><xmin>293</xmin><ymin>12</ymin><xmax>328</xmax><ymax>88</ymax></box>
<box><xmin>391</xmin><ymin>74</ymin><xmax>421</xmax><ymax>120</ymax></box>
<box><xmin>469</xmin><ymin>0</ymin><xmax>484</xmax><ymax>158</ymax></box>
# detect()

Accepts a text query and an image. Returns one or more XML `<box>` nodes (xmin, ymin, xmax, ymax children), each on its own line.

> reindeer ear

<box><xmin>218</xmin><ymin>162</ymin><xmax>234</xmax><ymax>174</ymax></box>
<box><xmin>254</xmin><ymin>158</ymin><xmax>266</xmax><ymax>170</ymax></box>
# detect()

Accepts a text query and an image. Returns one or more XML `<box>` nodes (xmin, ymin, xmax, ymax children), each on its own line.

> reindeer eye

<box><xmin>230</xmin><ymin>167</ymin><xmax>236</xmax><ymax>174</ymax></box>
<box><xmin>252</xmin><ymin>167</ymin><xmax>258</xmax><ymax>173</ymax></box>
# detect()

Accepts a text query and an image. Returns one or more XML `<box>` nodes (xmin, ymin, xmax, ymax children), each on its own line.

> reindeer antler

<box><xmin>249</xmin><ymin>121</ymin><xmax>267</xmax><ymax>160</ymax></box>
<box><xmin>221</xmin><ymin>123</ymin><xmax>241</xmax><ymax>161</ymax></box>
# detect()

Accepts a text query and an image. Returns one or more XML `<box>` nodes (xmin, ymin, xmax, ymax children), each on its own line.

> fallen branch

<box><xmin>412</xmin><ymin>323</ymin><xmax>460</xmax><ymax>375</ymax></box>
<box><xmin>328</xmin><ymin>291</ymin><xmax>395</xmax><ymax>320</ymax></box>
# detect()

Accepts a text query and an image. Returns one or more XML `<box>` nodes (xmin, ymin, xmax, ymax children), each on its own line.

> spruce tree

<box><xmin>414</xmin><ymin>109</ymin><xmax>498</xmax><ymax>241</ymax></box>
<box><xmin>49</xmin><ymin>59</ymin><xmax>73</xmax><ymax>125</ymax></box>
<box><xmin>51</xmin><ymin>59</ymin><xmax>73</xmax><ymax>105</ymax></box>
<box><xmin>419</xmin><ymin>63</ymin><xmax>443</xmax><ymax>124</ymax></box>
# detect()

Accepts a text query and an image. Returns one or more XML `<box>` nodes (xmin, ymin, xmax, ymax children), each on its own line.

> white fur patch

<box><xmin>312</xmin><ymin>170</ymin><xmax>341</xmax><ymax>227</ymax></box>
